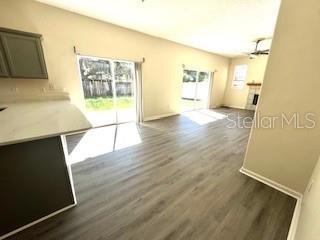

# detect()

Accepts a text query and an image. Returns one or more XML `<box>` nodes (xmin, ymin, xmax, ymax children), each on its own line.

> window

<box><xmin>232</xmin><ymin>64</ymin><xmax>248</xmax><ymax>89</ymax></box>
<box><xmin>181</xmin><ymin>69</ymin><xmax>211</xmax><ymax>112</ymax></box>
<box><xmin>77</xmin><ymin>55</ymin><xmax>137</xmax><ymax>126</ymax></box>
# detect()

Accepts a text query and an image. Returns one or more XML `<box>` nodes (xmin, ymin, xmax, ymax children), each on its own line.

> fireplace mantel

<box><xmin>247</xmin><ymin>82</ymin><xmax>262</xmax><ymax>87</ymax></box>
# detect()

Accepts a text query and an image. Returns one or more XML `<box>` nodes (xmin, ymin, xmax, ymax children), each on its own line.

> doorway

<box><xmin>181</xmin><ymin>69</ymin><xmax>212</xmax><ymax>112</ymax></box>
<box><xmin>77</xmin><ymin>55</ymin><xmax>138</xmax><ymax>127</ymax></box>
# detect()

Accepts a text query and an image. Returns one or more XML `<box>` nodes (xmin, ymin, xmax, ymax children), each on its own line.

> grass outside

<box><xmin>85</xmin><ymin>97</ymin><xmax>134</xmax><ymax>111</ymax></box>
<box><xmin>181</xmin><ymin>98</ymin><xmax>206</xmax><ymax>111</ymax></box>
<box><xmin>181</xmin><ymin>98</ymin><xmax>195</xmax><ymax>109</ymax></box>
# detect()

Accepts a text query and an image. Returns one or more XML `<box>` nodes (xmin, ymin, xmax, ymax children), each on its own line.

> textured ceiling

<box><xmin>37</xmin><ymin>0</ymin><xmax>281</xmax><ymax>57</ymax></box>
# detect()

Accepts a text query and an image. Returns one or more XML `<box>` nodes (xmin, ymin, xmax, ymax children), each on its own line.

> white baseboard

<box><xmin>222</xmin><ymin>105</ymin><xmax>246</xmax><ymax>110</ymax></box>
<box><xmin>0</xmin><ymin>204</ymin><xmax>76</xmax><ymax>240</ymax></box>
<box><xmin>143</xmin><ymin>112</ymin><xmax>178</xmax><ymax>122</ymax></box>
<box><xmin>209</xmin><ymin>104</ymin><xmax>223</xmax><ymax>109</ymax></box>
<box><xmin>239</xmin><ymin>167</ymin><xmax>302</xmax><ymax>240</ymax></box>
<box><xmin>239</xmin><ymin>167</ymin><xmax>301</xmax><ymax>198</ymax></box>
<box><xmin>287</xmin><ymin>197</ymin><xmax>302</xmax><ymax>240</ymax></box>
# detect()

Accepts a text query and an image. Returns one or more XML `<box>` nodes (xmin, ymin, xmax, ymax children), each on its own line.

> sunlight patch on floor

<box><xmin>182</xmin><ymin>110</ymin><xmax>227</xmax><ymax>125</ymax></box>
<box><xmin>86</xmin><ymin>109</ymin><xmax>136</xmax><ymax>128</ymax></box>
<box><xmin>69</xmin><ymin>123</ymin><xmax>141</xmax><ymax>164</ymax></box>
<box><xmin>198</xmin><ymin>109</ymin><xmax>227</xmax><ymax>120</ymax></box>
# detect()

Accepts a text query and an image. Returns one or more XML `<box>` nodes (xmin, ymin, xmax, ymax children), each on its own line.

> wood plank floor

<box><xmin>8</xmin><ymin>108</ymin><xmax>296</xmax><ymax>240</ymax></box>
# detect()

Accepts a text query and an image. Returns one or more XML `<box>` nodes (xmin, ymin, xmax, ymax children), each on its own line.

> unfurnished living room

<box><xmin>0</xmin><ymin>0</ymin><xmax>319</xmax><ymax>240</ymax></box>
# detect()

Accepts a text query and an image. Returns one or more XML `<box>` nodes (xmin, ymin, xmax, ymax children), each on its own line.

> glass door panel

<box><xmin>194</xmin><ymin>71</ymin><xmax>210</xmax><ymax>110</ymax></box>
<box><xmin>181</xmin><ymin>70</ymin><xmax>197</xmax><ymax>112</ymax></box>
<box><xmin>78</xmin><ymin>56</ymin><xmax>117</xmax><ymax>126</ymax></box>
<box><xmin>113</xmin><ymin>61</ymin><xmax>136</xmax><ymax>123</ymax></box>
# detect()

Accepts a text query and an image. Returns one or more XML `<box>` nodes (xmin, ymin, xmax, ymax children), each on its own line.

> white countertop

<box><xmin>0</xmin><ymin>97</ymin><xmax>92</xmax><ymax>146</ymax></box>
<box><xmin>0</xmin><ymin>91</ymin><xmax>71</xmax><ymax>103</ymax></box>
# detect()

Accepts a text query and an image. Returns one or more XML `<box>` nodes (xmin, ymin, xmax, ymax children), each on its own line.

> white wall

<box><xmin>243</xmin><ymin>0</ymin><xmax>320</xmax><ymax>193</ymax></box>
<box><xmin>223</xmin><ymin>56</ymin><xmax>268</xmax><ymax>109</ymax></box>
<box><xmin>295</xmin><ymin>158</ymin><xmax>320</xmax><ymax>240</ymax></box>
<box><xmin>0</xmin><ymin>0</ymin><xmax>229</xmax><ymax>119</ymax></box>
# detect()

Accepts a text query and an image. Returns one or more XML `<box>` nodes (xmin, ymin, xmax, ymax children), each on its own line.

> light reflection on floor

<box><xmin>86</xmin><ymin>109</ymin><xmax>136</xmax><ymax>127</ymax></box>
<box><xmin>181</xmin><ymin>109</ymin><xmax>227</xmax><ymax>125</ymax></box>
<box><xmin>69</xmin><ymin>110</ymin><xmax>227</xmax><ymax>164</ymax></box>
<box><xmin>68</xmin><ymin>123</ymin><xmax>142</xmax><ymax>164</ymax></box>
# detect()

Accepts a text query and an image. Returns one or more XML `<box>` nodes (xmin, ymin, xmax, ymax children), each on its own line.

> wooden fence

<box><xmin>82</xmin><ymin>80</ymin><xmax>133</xmax><ymax>98</ymax></box>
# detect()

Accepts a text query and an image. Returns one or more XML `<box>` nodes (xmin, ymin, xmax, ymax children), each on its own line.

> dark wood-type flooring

<box><xmin>8</xmin><ymin>108</ymin><xmax>296</xmax><ymax>240</ymax></box>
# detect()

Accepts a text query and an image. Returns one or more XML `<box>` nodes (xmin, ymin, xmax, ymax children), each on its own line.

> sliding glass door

<box><xmin>181</xmin><ymin>69</ymin><xmax>211</xmax><ymax>112</ymax></box>
<box><xmin>181</xmin><ymin>70</ymin><xmax>198</xmax><ymax>112</ymax></box>
<box><xmin>78</xmin><ymin>56</ymin><xmax>137</xmax><ymax>126</ymax></box>
<box><xmin>113</xmin><ymin>61</ymin><xmax>136</xmax><ymax>123</ymax></box>
<box><xmin>194</xmin><ymin>71</ymin><xmax>210</xmax><ymax>109</ymax></box>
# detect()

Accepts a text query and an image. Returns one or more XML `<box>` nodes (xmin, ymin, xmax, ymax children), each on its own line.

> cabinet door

<box><xmin>0</xmin><ymin>32</ymin><xmax>48</xmax><ymax>79</ymax></box>
<box><xmin>0</xmin><ymin>42</ymin><xmax>9</xmax><ymax>77</ymax></box>
<box><xmin>0</xmin><ymin>137</ymin><xmax>75</xmax><ymax>236</ymax></box>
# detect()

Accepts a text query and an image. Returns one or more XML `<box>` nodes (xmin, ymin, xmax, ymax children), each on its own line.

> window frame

<box><xmin>232</xmin><ymin>64</ymin><xmax>248</xmax><ymax>89</ymax></box>
<box><xmin>181</xmin><ymin>68</ymin><xmax>212</xmax><ymax>112</ymax></box>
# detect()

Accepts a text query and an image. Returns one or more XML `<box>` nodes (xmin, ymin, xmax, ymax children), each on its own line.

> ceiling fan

<box><xmin>246</xmin><ymin>38</ymin><xmax>271</xmax><ymax>59</ymax></box>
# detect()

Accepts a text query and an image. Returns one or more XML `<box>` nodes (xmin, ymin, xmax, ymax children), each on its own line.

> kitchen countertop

<box><xmin>0</xmin><ymin>96</ymin><xmax>92</xmax><ymax>146</ymax></box>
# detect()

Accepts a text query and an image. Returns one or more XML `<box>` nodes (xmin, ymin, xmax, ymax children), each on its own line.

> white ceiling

<box><xmin>37</xmin><ymin>0</ymin><xmax>281</xmax><ymax>57</ymax></box>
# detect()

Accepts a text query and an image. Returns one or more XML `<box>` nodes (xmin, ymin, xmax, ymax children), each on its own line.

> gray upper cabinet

<box><xmin>0</xmin><ymin>42</ymin><xmax>9</xmax><ymax>77</ymax></box>
<box><xmin>0</xmin><ymin>28</ymin><xmax>48</xmax><ymax>79</ymax></box>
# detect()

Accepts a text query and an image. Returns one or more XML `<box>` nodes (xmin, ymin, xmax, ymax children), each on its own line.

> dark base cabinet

<box><xmin>0</xmin><ymin>136</ymin><xmax>75</xmax><ymax>237</ymax></box>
